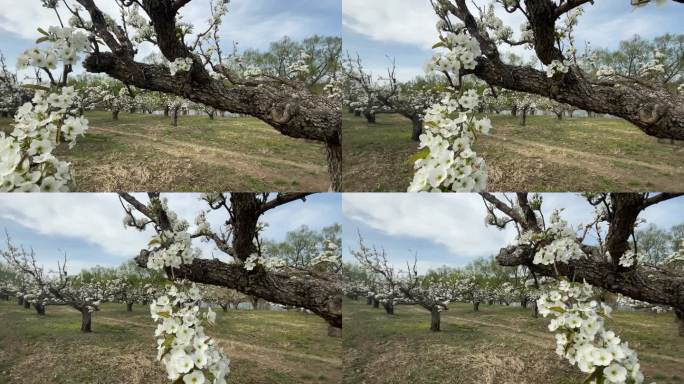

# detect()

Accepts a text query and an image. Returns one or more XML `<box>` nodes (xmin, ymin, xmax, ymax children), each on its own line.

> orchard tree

<box><xmin>480</xmin><ymin>192</ymin><xmax>684</xmax><ymax>382</ymax></box>
<box><xmin>262</xmin><ymin>224</ymin><xmax>341</xmax><ymax>269</ymax></box>
<box><xmin>429</xmin><ymin>0</ymin><xmax>684</xmax><ymax>140</ymax></box>
<box><xmin>96</xmin><ymin>82</ymin><xmax>134</xmax><ymax>121</ymax></box>
<box><xmin>1</xmin><ymin>235</ymin><xmax>103</xmax><ymax>332</ymax></box>
<box><xmin>240</xmin><ymin>35</ymin><xmax>342</xmax><ymax>90</ymax></box>
<box><xmin>351</xmin><ymin>236</ymin><xmax>455</xmax><ymax>331</ymax></box>
<box><xmin>343</xmin><ymin>55</ymin><xmax>392</xmax><ymax>123</ymax></box>
<box><xmin>589</xmin><ymin>33</ymin><xmax>683</xmax><ymax>87</ymax></box>
<box><xmin>380</xmin><ymin>73</ymin><xmax>444</xmax><ymax>141</ymax></box>
<box><xmin>351</xmin><ymin>238</ymin><xmax>402</xmax><ymax>315</ymax></box>
<box><xmin>481</xmin><ymin>192</ymin><xmax>684</xmax><ymax>335</ymax></box>
<box><xmin>119</xmin><ymin>192</ymin><xmax>342</xmax><ymax>336</ymax></box>
<box><xmin>41</xmin><ymin>0</ymin><xmax>340</xmax><ymax>190</ymax></box>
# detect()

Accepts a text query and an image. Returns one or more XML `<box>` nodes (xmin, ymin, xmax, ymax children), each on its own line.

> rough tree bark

<box><xmin>473</xmin><ymin>301</ymin><xmax>480</xmax><ymax>312</ymax></box>
<box><xmin>363</xmin><ymin>111</ymin><xmax>376</xmax><ymax>124</ymax></box>
<box><xmin>112</xmin><ymin>110</ymin><xmax>119</xmax><ymax>121</ymax></box>
<box><xmin>126</xmin><ymin>302</ymin><xmax>133</xmax><ymax>312</ymax></box>
<box><xmin>372</xmin><ymin>297</ymin><xmax>380</xmax><ymax>308</ymax></box>
<box><xmin>172</xmin><ymin>107</ymin><xmax>179</xmax><ymax>127</ymax></box>
<box><xmin>675</xmin><ymin>308</ymin><xmax>684</xmax><ymax>337</ymax></box>
<box><xmin>35</xmin><ymin>303</ymin><xmax>46</xmax><ymax>316</ymax></box>
<box><xmin>520</xmin><ymin>107</ymin><xmax>528</xmax><ymax>126</ymax></box>
<box><xmin>430</xmin><ymin>307</ymin><xmax>441</xmax><ymax>332</ymax></box>
<box><xmin>366</xmin><ymin>296</ymin><xmax>373</xmax><ymax>305</ymax></box>
<box><xmin>437</xmin><ymin>0</ymin><xmax>684</xmax><ymax>140</ymax></box>
<box><xmin>383</xmin><ymin>301</ymin><xmax>394</xmax><ymax>315</ymax></box>
<box><xmin>17</xmin><ymin>297</ymin><xmax>23</xmax><ymax>306</ymax></box>
<box><xmin>411</xmin><ymin>116</ymin><xmax>423</xmax><ymax>142</ymax></box>
<box><xmin>81</xmin><ymin>310</ymin><xmax>92</xmax><ymax>333</ymax></box>
<box><xmin>23</xmin><ymin>300</ymin><xmax>30</xmax><ymax>309</ymax></box>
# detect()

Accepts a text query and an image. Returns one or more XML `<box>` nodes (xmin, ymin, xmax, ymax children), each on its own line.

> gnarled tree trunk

<box><xmin>473</xmin><ymin>302</ymin><xmax>480</xmax><ymax>312</ymax></box>
<box><xmin>126</xmin><ymin>302</ymin><xmax>133</xmax><ymax>312</ymax></box>
<box><xmin>383</xmin><ymin>301</ymin><xmax>394</xmax><ymax>315</ymax></box>
<box><xmin>81</xmin><ymin>310</ymin><xmax>92</xmax><ymax>333</ymax></box>
<box><xmin>363</xmin><ymin>110</ymin><xmax>376</xmax><ymax>124</ymax></box>
<box><xmin>112</xmin><ymin>110</ymin><xmax>119</xmax><ymax>120</ymax></box>
<box><xmin>430</xmin><ymin>307</ymin><xmax>441</xmax><ymax>332</ymax></box>
<box><xmin>675</xmin><ymin>308</ymin><xmax>684</xmax><ymax>337</ymax></box>
<box><xmin>172</xmin><ymin>108</ymin><xmax>179</xmax><ymax>127</ymax></box>
<box><xmin>411</xmin><ymin>116</ymin><xmax>423</xmax><ymax>142</ymax></box>
<box><xmin>35</xmin><ymin>303</ymin><xmax>46</xmax><ymax>315</ymax></box>
<box><xmin>372</xmin><ymin>297</ymin><xmax>380</xmax><ymax>308</ymax></box>
<box><xmin>24</xmin><ymin>300</ymin><xmax>30</xmax><ymax>309</ymax></box>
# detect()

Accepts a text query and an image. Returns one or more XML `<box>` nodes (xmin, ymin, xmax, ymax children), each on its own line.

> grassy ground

<box><xmin>0</xmin><ymin>111</ymin><xmax>328</xmax><ymax>192</ymax></box>
<box><xmin>342</xmin><ymin>113</ymin><xmax>684</xmax><ymax>192</ymax></box>
<box><xmin>343</xmin><ymin>298</ymin><xmax>684</xmax><ymax>384</ymax></box>
<box><xmin>0</xmin><ymin>300</ymin><xmax>341</xmax><ymax>384</ymax></box>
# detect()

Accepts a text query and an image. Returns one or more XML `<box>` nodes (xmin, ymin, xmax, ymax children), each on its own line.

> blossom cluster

<box><xmin>310</xmin><ymin>241</ymin><xmax>341</xmax><ymax>266</ymax></box>
<box><xmin>287</xmin><ymin>52</ymin><xmax>310</xmax><ymax>77</ymax></box>
<box><xmin>16</xmin><ymin>26</ymin><xmax>89</xmax><ymax>70</ymax></box>
<box><xmin>538</xmin><ymin>280</ymin><xmax>646</xmax><ymax>384</ymax></box>
<box><xmin>518</xmin><ymin>210</ymin><xmax>584</xmax><ymax>265</ymax></box>
<box><xmin>243</xmin><ymin>253</ymin><xmax>286</xmax><ymax>271</ymax></box>
<box><xmin>1</xmin><ymin>87</ymin><xmax>88</xmax><ymax>192</ymax></box>
<box><xmin>151</xmin><ymin>282</ymin><xmax>230</xmax><ymax>383</ymax></box>
<box><xmin>408</xmin><ymin>91</ymin><xmax>490</xmax><ymax>192</ymax></box>
<box><xmin>170</xmin><ymin>58</ymin><xmax>194</xmax><ymax>76</ymax></box>
<box><xmin>426</xmin><ymin>33</ymin><xmax>481</xmax><ymax>84</ymax></box>
<box><xmin>546</xmin><ymin>60</ymin><xmax>570</xmax><ymax>78</ymax></box>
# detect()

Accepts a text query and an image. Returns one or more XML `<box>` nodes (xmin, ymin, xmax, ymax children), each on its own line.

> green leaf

<box><xmin>37</xmin><ymin>27</ymin><xmax>49</xmax><ymax>36</ymax></box>
<box><xmin>35</xmin><ymin>36</ymin><xmax>50</xmax><ymax>44</ymax></box>
<box><xmin>549</xmin><ymin>306</ymin><xmax>565</xmax><ymax>313</ymax></box>
<box><xmin>163</xmin><ymin>334</ymin><xmax>176</xmax><ymax>348</ymax></box>
<box><xmin>409</xmin><ymin>148</ymin><xmax>430</xmax><ymax>164</ymax></box>
<box><xmin>148</xmin><ymin>238</ymin><xmax>161</xmax><ymax>247</ymax></box>
<box><xmin>158</xmin><ymin>311</ymin><xmax>171</xmax><ymax>318</ymax></box>
<box><xmin>21</xmin><ymin>84</ymin><xmax>50</xmax><ymax>92</ymax></box>
<box><xmin>432</xmin><ymin>41</ymin><xmax>446</xmax><ymax>49</ymax></box>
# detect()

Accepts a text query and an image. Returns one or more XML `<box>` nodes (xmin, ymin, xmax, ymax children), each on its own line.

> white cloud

<box><xmin>0</xmin><ymin>193</ymin><xmax>151</xmax><ymax>258</ymax></box>
<box><xmin>343</xmin><ymin>0</ymin><xmax>439</xmax><ymax>48</ymax></box>
<box><xmin>0</xmin><ymin>193</ymin><xmax>339</xmax><ymax>270</ymax></box>
<box><xmin>342</xmin><ymin>0</ymin><xmax>527</xmax><ymax>50</ymax></box>
<box><xmin>343</xmin><ymin>193</ymin><xmax>518</xmax><ymax>259</ymax></box>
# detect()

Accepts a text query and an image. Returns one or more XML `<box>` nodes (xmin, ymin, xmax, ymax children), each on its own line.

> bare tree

<box><xmin>1</xmin><ymin>235</ymin><xmax>101</xmax><ymax>332</ymax></box>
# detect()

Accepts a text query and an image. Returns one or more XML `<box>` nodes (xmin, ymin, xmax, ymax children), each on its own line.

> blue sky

<box><xmin>0</xmin><ymin>193</ymin><xmax>341</xmax><ymax>273</ymax></box>
<box><xmin>343</xmin><ymin>0</ymin><xmax>684</xmax><ymax>81</ymax></box>
<box><xmin>342</xmin><ymin>193</ymin><xmax>684</xmax><ymax>273</ymax></box>
<box><xmin>0</xmin><ymin>0</ymin><xmax>341</xmax><ymax>74</ymax></box>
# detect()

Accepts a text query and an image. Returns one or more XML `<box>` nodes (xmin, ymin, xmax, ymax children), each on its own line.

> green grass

<box><xmin>0</xmin><ymin>300</ymin><xmax>341</xmax><ymax>384</ymax></box>
<box><xmin>343</xmin><ymin>298</ymin><xmax>684</xmax><ymax>384</ymax></box>
<box><xmin>342</xmin><ymin>112</ymin><xmax>684</xmax><ymax>191</ymax></box>
<box><xmin>0</xmin><ymin>110</ymin><xmax>328</xmax><ymax>192</ymax></box>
